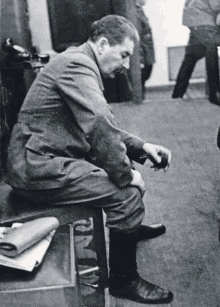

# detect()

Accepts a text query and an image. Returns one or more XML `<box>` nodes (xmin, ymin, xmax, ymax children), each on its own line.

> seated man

<box><xmin>5</xmin><ymin>15</ymin><xmax>173</xmax><ymax>304</ymax></box>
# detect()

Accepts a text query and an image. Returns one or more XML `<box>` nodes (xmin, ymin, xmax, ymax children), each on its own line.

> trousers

<box><xmin>172</xmin><ymin>25</ymin><xmax>220</xmax><ymax>100</ymax></box>
<box><xmin>141</xmin><ymin>65</ymin><xmax>153</xmax><ymax>97</ymax></box>
<box><xmin>14</xmin><ymin>168</ymin><xmax>145</xmax><ymax>233</ymax></box>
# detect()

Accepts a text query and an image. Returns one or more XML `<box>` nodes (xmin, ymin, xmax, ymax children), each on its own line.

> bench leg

<box><xmin>93</xmin><ymin>210</ymin><xmax>109</xmax><ymax>288</ymax></box>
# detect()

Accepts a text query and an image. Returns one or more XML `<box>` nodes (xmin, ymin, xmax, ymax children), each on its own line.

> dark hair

<box><xmin>89</xmin><ymin>15</ymin><xmax>139</xmax><ymax>46</ymax></box>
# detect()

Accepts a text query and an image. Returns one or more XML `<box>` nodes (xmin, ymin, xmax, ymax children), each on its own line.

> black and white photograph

<box><xmin>1</xmin><ymin>0</ymin><xmax>220</xmax><ymax>306</ymax></box>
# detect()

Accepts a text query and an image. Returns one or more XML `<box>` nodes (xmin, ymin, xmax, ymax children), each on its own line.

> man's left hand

<box><xmin>142</xmin><ymin>143</ymin><xmax>172</xmax><ymax>171</ymax></box>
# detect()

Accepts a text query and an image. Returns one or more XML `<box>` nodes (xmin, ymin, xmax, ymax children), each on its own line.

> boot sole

<box><xmin>109</xmin><ymin>288</ymin><xmax>173</xmax><ymax>304</ymax></box>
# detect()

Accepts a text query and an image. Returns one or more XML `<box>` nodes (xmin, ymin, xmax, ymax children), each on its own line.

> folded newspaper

<box><xmin>0</xmin><ymin>217</ymin><xmax>59</xmax><ymax>271</ymax></box>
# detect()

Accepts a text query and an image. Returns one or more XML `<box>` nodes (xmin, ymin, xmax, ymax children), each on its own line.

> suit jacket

<box><xmin>183</xmin><ymin>0</ymin><xmax>220</xmax><ymax>27</ymax></box>
<box><xmin>5</xmin><ymin>43</ymin><xmax>146</xmax><ymax>190</ymax></box>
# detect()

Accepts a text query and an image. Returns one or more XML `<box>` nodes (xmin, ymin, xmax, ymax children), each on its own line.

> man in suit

<box><xmin>172</xmin><ymin>0</ymin><xmax>220</xmax><ymax>105</ymax></box>
<box><xmin>5</xmin><ymin>15</ymin><xmax>173</xmax><ymax>304</ymax></box>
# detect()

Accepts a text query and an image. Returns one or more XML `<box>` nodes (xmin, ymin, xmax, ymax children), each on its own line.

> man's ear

<box><xmin>97</xmin><ymin>37</ymin><xmax>109</xmax><ymax>54</ymax></box>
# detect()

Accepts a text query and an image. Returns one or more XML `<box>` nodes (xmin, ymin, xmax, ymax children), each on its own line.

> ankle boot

<box><xmin>108</xmin><ymin>229</ymin><xmax>173</xmax><ymax>304</ymax></box>
<box><xmin>137</xmin><ymin>224</ymin><xmax>166</xmax><ymax>241</ymax></box>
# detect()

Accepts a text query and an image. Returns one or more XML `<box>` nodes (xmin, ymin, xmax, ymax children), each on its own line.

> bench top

<box><xmin>0</xmin><ymin>183</ymin><xmax>101</xmax><ymax>225</ymax></box>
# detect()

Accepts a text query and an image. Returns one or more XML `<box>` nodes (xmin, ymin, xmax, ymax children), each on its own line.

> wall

<box><xmin>26</xmin><ymin>0</ymin><xmax>54</xmax><ymax>54</ymax></box>
<box><xmin>143</xmin><ymin>0</ymin><xmax>190</xmax><ymax>86</ymax></box>
<box><xmin>26</xmin><ymin>0</ymin><xmax>199</xmax><ymax>87</ymax></box>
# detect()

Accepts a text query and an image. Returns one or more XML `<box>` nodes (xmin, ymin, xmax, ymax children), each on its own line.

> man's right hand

<box><xmin>129</xmin><ymin>169</ymin><xmax>145</xmax><ymax>197</ymax></box>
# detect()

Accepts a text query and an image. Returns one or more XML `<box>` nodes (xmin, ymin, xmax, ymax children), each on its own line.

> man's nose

<box><xmin>122</xmin><ymin>57</ymin><xmax>130</xmax><ymax>70</ymax></box>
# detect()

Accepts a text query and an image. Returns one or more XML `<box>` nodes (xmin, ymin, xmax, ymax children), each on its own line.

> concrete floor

<box><xmin>105</xmin><ymin>84</ymin><xmax>220</xmax><ymax>307</ymax></box>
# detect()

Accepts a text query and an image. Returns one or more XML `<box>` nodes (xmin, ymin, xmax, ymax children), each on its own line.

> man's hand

<box><xmin>129</xmin><ymin>169</ymin><xmax>145</xmax><ymax>197</ymax></box>
<box><xmin>142</xmin><ymin>143</ymin><xmax>172</xmax><ymax>171</ymax></box>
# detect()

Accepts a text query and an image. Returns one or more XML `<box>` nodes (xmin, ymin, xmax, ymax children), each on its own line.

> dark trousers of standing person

<box><xmin>172</xmin><ymin>25</ymin><xmax>220</xmax><ymax>104</ymax></box>
<box><xmin>141</xmin><ymin>65</ymin><xmax>153</xmax><ymax>98</ymax></box>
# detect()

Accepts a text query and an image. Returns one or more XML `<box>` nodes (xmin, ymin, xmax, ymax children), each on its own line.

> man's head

<box><xmin>88</xmin><ymin>15</ymin><xmax>139</xmax><ymax>78</ymax></box>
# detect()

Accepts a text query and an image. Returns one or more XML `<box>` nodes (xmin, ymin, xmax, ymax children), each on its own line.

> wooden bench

<box><xmin>0</xmin><ymin>183</ymin><xmax>108</xmax><ymax>307</ymax></box>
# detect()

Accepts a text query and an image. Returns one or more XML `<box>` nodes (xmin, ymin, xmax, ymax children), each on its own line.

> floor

<box><xmin>1</xmin><ymin>82</ymin><xmax>220</xmax><ymax>307</ymax></box>
<box><xmin>102</xmin><ymin>82</ymin><xmax>220</xmax><ymax>307</ymax></box>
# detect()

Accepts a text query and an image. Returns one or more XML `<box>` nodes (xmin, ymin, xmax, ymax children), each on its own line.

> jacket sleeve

<box><xmin>120</xmin><ymin>129</ymin><xmax>147</xmax><ymax>164</ymax></box>
<box><xmin>56</xmin><ymin>56</ymin><xmax>133</xmax><ymax>188</ymax></box>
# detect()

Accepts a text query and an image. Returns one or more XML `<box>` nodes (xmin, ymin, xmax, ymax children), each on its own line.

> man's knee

<box><xmin>104</xmin><ymin>186</ymin><xmax>145</xmax><ymax>232</ymax></box>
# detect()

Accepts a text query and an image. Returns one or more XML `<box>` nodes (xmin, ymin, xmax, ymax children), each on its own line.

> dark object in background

<box><xmin>46</xmin><ymin>0</ymin><xmax>112</xmax><ymax>52</ymax></box>
<box><xmin>2</xmin><ymin>38</ymin><xmax>50</xmax><ymax>70</ymax></box>
<box><xmin>0</xmin><ymin>37</ymin><xmax>50</xmax><ymax>183</ymax></box>
<box><xmin>2</xmin><ymin>38</ymin><xmax>31</xmax><ymax>63</ymax></box>
<box><xmin>0</xmin><ymin>0</ymin><xmax>34</xmax><ymax>182</ymax></box>
<box><xmin>1</xmin><ymin>38</ymin><xmax>50</xmax><ymax>135</ymax></box>
<box><xmin>217</xmin><ymin>127</ymin><xmax>220</xmax><ymax>149</ymax></box>
<box><xmin>136</xmin><ymin>3</ymin><xmax>155</xmax><ymax>98</ymax></box>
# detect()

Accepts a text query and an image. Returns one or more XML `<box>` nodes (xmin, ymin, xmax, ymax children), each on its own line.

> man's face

<box><xmin>97</xmin><ymin>37</ymin><xmax>134</xmax><ymax>79</ymax></box>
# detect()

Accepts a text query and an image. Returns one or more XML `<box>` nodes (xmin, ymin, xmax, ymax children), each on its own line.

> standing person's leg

<box><xmin>172</xmin><ymin>32</ymin><xmax>205</xmax><ymax>99</ymax></box>
<box><xmin>15</xmin><ymin>168</ymin><xmax>173</xmax><ymax>304</ymax></box>
<box><xmin>172</xmin><ymin>55</ymin><xmax>198</xmax><ymax>99</ymax></box>
<box><xmin>192</xmin><ymin>26</ymin><xmax>220</xmax><ymax>104</ymax></box>
<box><xmin>141</xmin><ymin>65</ymin><xmax>153</xmax><ymax>99</ymax></box>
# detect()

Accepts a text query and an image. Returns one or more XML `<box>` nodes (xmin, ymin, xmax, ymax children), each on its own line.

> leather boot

<box><xmin>137</xmin><ymin>224</ymin><xmax>166</xmax><ymax>241</ymax></box>
<box><xmin>108</xmin><ymin>229</ymin><xmax>173</xmax><ymax>304</ymax></box>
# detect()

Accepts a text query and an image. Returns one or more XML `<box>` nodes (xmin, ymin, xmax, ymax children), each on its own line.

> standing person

<box><xmin>5</xmin><ymin>15</ymin><xmax>173</xmax><ymax>304</ymax></box>
<box><xmin>136</xmin><ymin>0</ymin><xmax>155</xmax><ymax>98</ymax></box>
<box><xmin>172</xmin><ymin>0</ymin><xmax>220</xmax><ymax>105</ymax></box>
<box><xmin>112</xmin><ymin>0</ymin><xmax>156</xmax><ymax>102</ymax></box>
